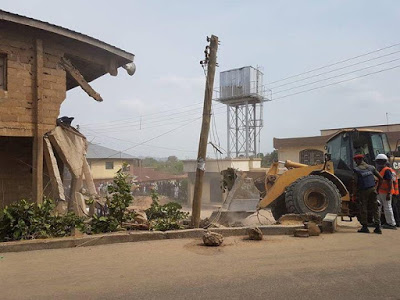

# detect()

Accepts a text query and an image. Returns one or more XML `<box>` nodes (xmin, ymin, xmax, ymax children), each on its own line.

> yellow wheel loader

<box><xmin>256</xmin><ymin>129</ymin><xmax>400</xmax><ymax>220</ymax></box>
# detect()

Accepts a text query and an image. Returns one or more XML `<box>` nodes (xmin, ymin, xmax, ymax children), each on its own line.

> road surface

<box><xmin>1</xmin><ymin>226</ymin><xmax>399</xmax><ymax>300</ymax></box>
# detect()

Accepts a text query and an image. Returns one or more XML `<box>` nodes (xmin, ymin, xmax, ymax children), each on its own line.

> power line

<box><xmin>84</xmin><ymin>128</ymin><xmax>202</xmax><ymax>154</ymax></box>
<box><xmin>80</xmin><ymin>101</ymin><xmax>205</xmax><ymax>127</ymax></box>
<box><xmin>268</xmin><ymin>42</ymin><xmax>400</xmax><ymax>85</ymax></box>
<box><xmin>103</xmin><ymin>117</ymin><xmax>203</xmax><ymax>158</ymax></box>
<box><xmin>80</xmin><ymin>99</ymin><xmax>226</xmax><ymax>128</ymax></box>
<box><xmin>269</xmin><ymin>49</ymin><xmax>400</xmax><ymax>90</ymax></box>
<box><xmin>81</xmin><ymin>106</ymin><xmax>226</xmax><ymax>132</ymax></box>
<box><xmin>273</xmin><ymin>56</ymin><xmax>400</xmax><ymax>95</ymax></box>
<box><xmin>271</xmin><ymin>63</ymin><xmax>400</xmax><ymax>101</ymax></box>
<box><xmin>82</xmin><ymin>104</ymin><xmax>205</xmax><ymax>129</ymax></box>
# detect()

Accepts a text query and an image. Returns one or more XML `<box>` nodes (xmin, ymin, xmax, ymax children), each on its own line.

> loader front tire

<box><xmin>285</xmin><ymin>175</ymin><xmax>341</xmax><ymax>218</ymax></box>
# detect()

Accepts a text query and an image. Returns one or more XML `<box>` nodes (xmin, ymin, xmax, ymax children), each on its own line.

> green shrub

<box><xmin>0</xmin><ymin>198</ymin><xmax>84</xmax><ymax>242</ymax></box>
<box><xmin>89</xmin><ymin>165</ymin><xmax>136</xmax><ymax>234</ymax></box>
<box><xmin>145</xmin><ymin>190</ymin><xmax>189</xmax><ymax>231</ymax></box>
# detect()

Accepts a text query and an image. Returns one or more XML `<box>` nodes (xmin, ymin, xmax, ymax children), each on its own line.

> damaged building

<box><xmin>0</xmin><ymin>10</ymin><xmax>135</xmax><ymax>214</ymax></box>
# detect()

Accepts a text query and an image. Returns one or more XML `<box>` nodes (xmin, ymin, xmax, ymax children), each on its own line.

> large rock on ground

<box><xmin>304</xmin><ymin>221</ymin><xmax>321</xmax><ymax>236</ymax></box>
<box><xmin>247</xmin><ymin>227</ymin><xmax>263</xmax><ymax>240</ymax></box>
<box><xmin>202</xmin><ymin>231</ymin><xmax>224</xmax><ymax>246</ymax></box>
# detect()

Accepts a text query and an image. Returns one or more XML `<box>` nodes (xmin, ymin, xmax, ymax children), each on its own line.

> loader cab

<box><xmin>326</xmin><ymin>129</ymin><xmax>392</xmax><ymax>189</ymax></box>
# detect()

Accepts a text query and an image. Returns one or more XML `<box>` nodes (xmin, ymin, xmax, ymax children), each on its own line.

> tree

<box><xmin>261</xmin><ymin>150</ymin><xmax>278</xmax><ymax>167</ymax></box>
<box><xmin>142</xmin><ymin>156</ymin><xmax>184</xmax><ymax>175</ymax></box>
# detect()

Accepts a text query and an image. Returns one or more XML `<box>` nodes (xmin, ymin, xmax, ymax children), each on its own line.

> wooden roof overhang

<box><xmin>0</xmin><ymin>9</ymin><xmax>135</xmax><ymax>91</ymax></box>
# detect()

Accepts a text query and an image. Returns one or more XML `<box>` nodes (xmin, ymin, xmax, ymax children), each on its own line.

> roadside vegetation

<box><xmin>0</xmin><ymin>164</ymin><xmax>188</xmax><ymax>242</ymax></box>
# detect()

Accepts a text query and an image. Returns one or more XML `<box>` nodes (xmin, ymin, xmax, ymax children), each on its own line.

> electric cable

<box><xmin>273</xmin><ymin>57</ymin><xmax>400</xmax><ymax>95</ymax></box>
<box><xmin>268</xmin><ymin>42</ymin><xmax>400</xmax><ymax>85</ymax></box>
<box><xmin>271</xmin><ymin>63</ymin><xmax>400</xmax><ymax>101</ymax></box>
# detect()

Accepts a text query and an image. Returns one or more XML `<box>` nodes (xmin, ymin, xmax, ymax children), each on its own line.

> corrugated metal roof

<box><xmin>0</xmin><ymin>9</ymin><xmax>134</xmax><ymax>61</ymax></box>
<box><xmin>133</xmin><ymin>167</ymin><xmax>187</xmax><ymax>183</ymax></box>
<box><xmin>87</xmin><ymin>143</ymin><xmax>136</xmax><ymax>159</ymax></box>
<box><xmin>273</xmin><ymin>135</ymin><xmax>333</xmax><ymax>149</ymax></box>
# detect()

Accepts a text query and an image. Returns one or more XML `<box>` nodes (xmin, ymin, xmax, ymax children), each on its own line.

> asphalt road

<box><xmin>1</xmin><ymin>226</ymin><xmax>399</xmax><ymax>300</ymax></box>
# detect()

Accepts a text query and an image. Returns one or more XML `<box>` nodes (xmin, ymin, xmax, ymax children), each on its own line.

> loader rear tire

<box><xmin>285</xmin><ymin>175</ymin><xmax>341</xmax><ymax>218</ymax></box>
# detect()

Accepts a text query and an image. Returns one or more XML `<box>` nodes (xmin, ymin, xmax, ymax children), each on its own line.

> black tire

<box><xmin>271</xmin><ymin>195</ymin><xmax>287</xmax><ymax>221</ymax></box>
<box><xmin>285</xmin><ymin>175</ymin><xmax>341</xmax><ymax>218</ymax></box>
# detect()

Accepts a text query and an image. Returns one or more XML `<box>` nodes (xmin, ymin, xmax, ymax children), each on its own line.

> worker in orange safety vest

<box><xmin>375</xmin><ymin>154</ymin><xmax>398</xmax><ymax>230</ymax></box>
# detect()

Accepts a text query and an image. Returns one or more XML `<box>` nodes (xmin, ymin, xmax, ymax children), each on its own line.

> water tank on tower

<box><xmin>217</xmin><ymin>66</ymin><xmax>268</xmax><ymax>158</ymax></box>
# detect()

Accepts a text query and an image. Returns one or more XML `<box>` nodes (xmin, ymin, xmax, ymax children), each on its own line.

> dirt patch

<box><xmin>130</xmin><ymin>195</ymin><xmax>174</xmax><ymax>210</ymax></box>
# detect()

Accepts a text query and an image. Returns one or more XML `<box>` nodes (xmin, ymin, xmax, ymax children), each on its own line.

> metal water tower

<box><xmin>217</xmin><ymin>66</ymin><xmax>267</xmax><ymax>158</ymax></box>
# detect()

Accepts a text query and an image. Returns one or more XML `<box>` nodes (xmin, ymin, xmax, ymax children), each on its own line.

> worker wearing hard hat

<box><xmin>375</xmin><ymin>153</ymin><xmax>398</xmax><ymax>230</ymax></box>
<box><xmin>353</xmin><ymin>154</ymin><xmax>383</xmax><ymax>234</ymax></box>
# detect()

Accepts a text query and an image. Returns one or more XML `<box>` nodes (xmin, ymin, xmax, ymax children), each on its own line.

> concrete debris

<box><xmin>199</xmin><ymin>217</ymin><xmax>211</xmax><ymax>228</ymax></box>
<box><xmin>278</xmin><ymin>213</ymin><xmax>323</xmax><ymax>225</ymax></box>
<box><xmin>294</xmin><ymin>228</ymin><xmax>310</xmax><ymax>238</ymax></box>
<box><xmin>322</xmin><ymin>213</ymin><xmax>338</xmax><ymax>233</ymax></box>
<box><xmin>247</xmin><ymin>227</ymin><xmax>263</xmax><ymax>240</ymax></box>
<box><xmin>202</xmin><ymin>231</ymin><xmax>224</xmax><ymax>246</ymax></box>
<box><xmin>304</xmin><ymin>221</ymin><xmax>321</xmax><ymax>236</ymax></box>
<box><xmin>133</xmin><ymin>210</ymin><xmax>148</xmax><ymax>224</ymax></box>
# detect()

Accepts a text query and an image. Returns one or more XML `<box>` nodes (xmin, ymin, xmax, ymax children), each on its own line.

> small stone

<box><xmin>304</xmin><ymin>221</ymin><xmax>321</xmax><ymax>236</ymax></box>
<box><xmin>247</xmin><ymin>227</ymin><xmax>263</xmax><ymax>240</ymax></box>
<box><xmin>294</xmin><ymin>228</ymin><xmax>309</xmax><ymax>237</ymax></box>
<box><xmin>202</xmin><ymin>231</ymin><xmax>224</xmax><ymax>246</ymax></box>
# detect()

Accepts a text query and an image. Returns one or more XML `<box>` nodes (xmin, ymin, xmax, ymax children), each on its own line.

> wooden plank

<box><xmin>32</xmin><ymin>38</ymin><xmax>44</xmax><ymax>204</ymax></box>
<box><xmin>59</xmin><ymin>57</ymin><xmax>103</xmax><ymax>102</ymax></box>
<box><xmin>82</xmin><ymin>158</ymin><xmax>97</xmax><ymax>216</ymax></box>
<box><xmin>43</xmin><ymin>137</ymin><xmax>66</xmax><ymax>202</ymax></box>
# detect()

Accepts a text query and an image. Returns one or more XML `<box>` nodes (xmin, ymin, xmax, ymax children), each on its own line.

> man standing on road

<box><xmin>375</xmin><ymin>154</ymin><xmax>398</xmax><ymax>230</ymax></box>
<box><xmin>353</xmin><ymin>154</ymin><xmax>383</xmax><ymax>234</ymax></box>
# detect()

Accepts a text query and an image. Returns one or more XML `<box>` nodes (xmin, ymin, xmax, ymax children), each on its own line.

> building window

<box><xmin>0</xmin><ymin>54</ymin><xmax>7</xmax><ymax>90</ymax></box>
<box><xmin>122</xmin><ymin>163</ymin><xmax>130</xmax><ymax>172</ymax></box>
<box><xmin>105</xmin><ymin>161</ymin><xmax>114</xmax><ymax>170</ymax></box>
<box><xmin>300</xmin><ymin>149</ymin><xmax>324</xmax><ymax>165</ymax></box>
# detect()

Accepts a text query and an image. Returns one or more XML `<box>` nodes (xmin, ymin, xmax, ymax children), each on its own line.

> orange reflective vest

<box><xmin>391</xmin><ymin>168</ymin><xmax>399</xmax><ymax>195</ymax></box>
<box><xmin>378</xmin><ymin>167</ymin><xmax>398</xmax><ymax>195</ymax></box>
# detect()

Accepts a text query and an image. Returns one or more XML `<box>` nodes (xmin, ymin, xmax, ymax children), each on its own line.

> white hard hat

<box><xmin>375</xmin><ymin>153</ymin><xmax>388</xmax><ymax>161</ymax></box>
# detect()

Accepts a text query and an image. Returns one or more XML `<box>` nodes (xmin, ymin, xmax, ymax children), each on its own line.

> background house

<box><xmin>86</xmin><ymin>143</ymin><xmax>140</xmax><ymax>189</ymax></box>
<box><xmin>274</xmin><ymin>123</ymin><xmax>400</xmax><ymax>164</ymax></box>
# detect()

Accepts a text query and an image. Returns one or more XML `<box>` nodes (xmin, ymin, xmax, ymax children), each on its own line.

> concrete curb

<box><xmin>0</xmin><ymin>225</ymin><xmax>302</xmax><ymax>253</ymax></box>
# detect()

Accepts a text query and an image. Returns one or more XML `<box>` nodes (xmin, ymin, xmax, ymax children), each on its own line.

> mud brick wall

<box><xmin>0</xmin><ymin>136</ymin><xmax>55</xmax><ymax>208</ymax></box>
<box><xmin>0</xmin><ymin>27</ymin><xmax>66</xmax><ymax>137</ymax></box>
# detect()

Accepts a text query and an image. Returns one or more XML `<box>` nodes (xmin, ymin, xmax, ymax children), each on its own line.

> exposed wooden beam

<box><xmin>32</xmin><ymin>38</ymin><xmax>44</xmax><ymax>204</ymax></box>
<box><xmin>43</xmin><ymin>137</ymin><xmax>66</xmax><ymax>203</ymax></box>
<box><xmin>60</xmin><ymin>57</ymin><xmax>103</xmax><ymax>102</ymax></box>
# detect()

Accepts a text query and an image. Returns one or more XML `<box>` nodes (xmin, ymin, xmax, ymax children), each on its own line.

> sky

<box><xmin>3</xmin><ymin>0</ymin><xmax>400</xmax><ymax>159</ymax></box>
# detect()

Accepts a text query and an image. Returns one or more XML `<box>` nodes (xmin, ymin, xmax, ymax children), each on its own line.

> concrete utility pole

<box><xmin>192</xmin><ymin>35</ymin><xmax>219</xmax><ymax>228</ymax></box>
